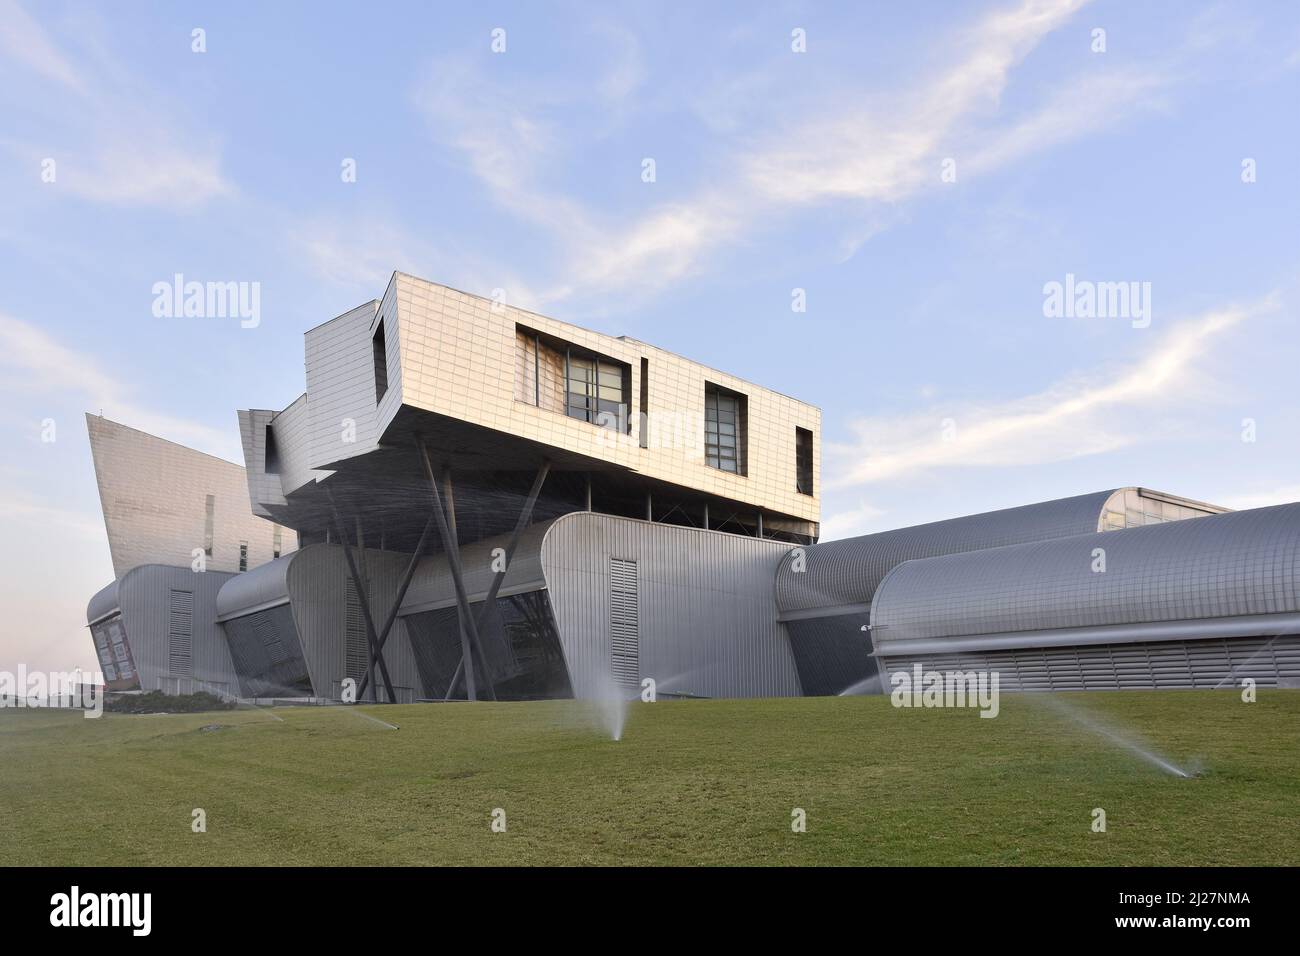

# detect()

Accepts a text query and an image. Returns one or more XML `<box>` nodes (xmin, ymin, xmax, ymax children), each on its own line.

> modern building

<box><xmin>84</xmin><ymin>271</ymin><xmax>1300</xmax><ymax>700</ymax></box>
<box><xmin>85</xmin><ymin>416</ymin><xmax>298</xmax><ymax>695</ymax></box>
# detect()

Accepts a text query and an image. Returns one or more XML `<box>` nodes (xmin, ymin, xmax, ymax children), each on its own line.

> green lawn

<box><xmin>1</xmin><ymin>691</ymin><xmax>1296</xmax><ymax>865</ymax></box>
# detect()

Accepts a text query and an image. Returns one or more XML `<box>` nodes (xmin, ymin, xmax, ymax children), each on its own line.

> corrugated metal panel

<box><xmin>880</xmin><ymin>634</ymin><xmax>1300</xmax><ymax>692</ymax></box>
<box><xmin>541</xmin><ymin>512</ymin><xmax>801</xmax><ymax>699</ymax></box>
<box><xmin>775</xmin><ymin>489</ymin><xmax>1121</xmax><ymax>617</ymax></box>
<box><xmin>784</xmin><ymin>612</ymin><xmax>877</xmax><ymax>696</ymax></box>
<box><xmin>106</xmin><ymin>565</ymin><xmax>239</xmax><ymax>694</ymax></box>
<box><xmin>283</xmin><ymin>543</ymin><xmax>420</xmax><ymax>701</ymax></box>
<box><xmin>871</xmin><ymin>503</ymin><xmax>1300</xmax><ymax>644</ymax></box>
<box><xmin>344</xmin><ymin>576</ymin><xmax>367</xmax><ymax>681</ymax></box>
<box><xmin>399</xmin><ymin>520</ymin><xmax>554</xmax><ymax>614</ymax></box>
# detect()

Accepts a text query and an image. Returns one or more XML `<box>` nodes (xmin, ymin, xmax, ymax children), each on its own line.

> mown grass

<box><xmin>1</xmin><ymin>690</ymin><xmax>1296</xmax><ymax>865</ymax></box>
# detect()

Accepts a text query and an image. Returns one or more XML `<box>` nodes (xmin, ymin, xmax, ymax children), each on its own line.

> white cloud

<box><xmin>1218</xmin><ymin>484</ymin><xmax>1300</xmax><ymax>510</ymax></box>
<box><xmin>0</xmin><ymin>313</ymin><xmax>235</xmax><ymax>456</ymax></box>
<box><xmin>819</xmin><ymin>500</ymin><xmax>888</xmax><ymax>540</ymax></box>
<box><xmin>0</xmin><ymin>0</ymin><xmax>85</xmax><ymax>91</ymax></box>
<box><xmin>410</xmin><ymin>0</ymin><xmax>1185</xmax><ymax>305</ymax></box>
<box><xmin>827</xmin><ymin>299</ymin><xmax>1274</xmax><ymax>488</ymax></box>
<box><xmin>0</xmin><ymin>1</ymin><xmax>234</xmax><ymax>209</ymax></box>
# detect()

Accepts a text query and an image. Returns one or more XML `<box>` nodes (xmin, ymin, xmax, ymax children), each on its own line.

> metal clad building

<box><xmin>86</xmin><ymin>565</ymin><xmax>239</xmax><ymax>695</ymax></box>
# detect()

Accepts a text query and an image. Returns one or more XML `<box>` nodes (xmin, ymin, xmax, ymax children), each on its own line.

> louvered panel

<box><xmin>609</xmin><ymin>558</ymin><xmax>640</xmax><ymax>687</ymax></box>
<box><xmin>167</xmin><ymin>589</ymin><xmax>194</xmax><ymax>676</ymax></box>
<box><xmin>344</xmin><ymin>576</ymin><xmax>368</xmax><ymax>681</ymax></box>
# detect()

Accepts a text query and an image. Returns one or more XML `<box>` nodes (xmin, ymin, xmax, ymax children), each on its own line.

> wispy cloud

<box><xmin>827</xmin><ymin>298</ymin><xmax>1275</xmax><ymax>488</ymax></box>
<box><xmin>0</xmin><ymin>0</ymin><xmax>234</xmax><ymax>209</ymax></box>
<box><xmin>411</xmin><ymin>0</ymin><xmax>1165</xmax><ymax>305</ymax></box>
<box><xmin>0</xmin><ymin>313</ymin><xmax>235</xmax><ymax>456</ymax></box>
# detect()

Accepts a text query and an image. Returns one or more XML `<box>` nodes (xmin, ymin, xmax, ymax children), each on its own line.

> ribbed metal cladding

<box><xmin>775</xmin><ymin>490</ymin><xmax>1120</xmax><ymax>617</ymax></box>
<box><xmin>880</xmin><ymin>634</ymin><xmax>1300</xmax><ymax>692</ymax></box>
<box><xmin>871</xmin><ymin>503</ymin><xmax>1300</xmax><ymax>646</ymax></box>
<box><xmin>86</xmin><ymin>565</ymin><xmax>239</xmax><ymax>695</ymax></box>
<box><xmin>540</xmin><ymin>512</ymin><xmax>801</xmax><ymax>699</ymax></box>
<box><xmin>217</xmin><ymin>543</ymin><xmax>422</xmax><ymax>701</ymax></box>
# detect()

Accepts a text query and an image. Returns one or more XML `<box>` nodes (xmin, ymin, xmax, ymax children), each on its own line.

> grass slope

<box><xmin>1</xmin><ymin>691</ymin><xmax>1296</xmax><ymax>866</ymax></box>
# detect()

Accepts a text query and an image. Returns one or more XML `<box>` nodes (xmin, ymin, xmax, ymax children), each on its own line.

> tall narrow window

<box><xmin>796</xmin><ymin>427</ymin><xmax>814</xmax><ymax>495</ymax></box>
<box><xmin>704</xmin><ymin>383</ymin><xmax>747</xmax><ymax>475</ymax></box>
<box><xmin>238</xmin><ymin>541</ymin><xmax>248</xmax><ymax>572</ymax></box>
<box><xmin>372</xmin><ymin>320</ymin><xmax>388</xmax><ymax>403</ymax></box>
<box><xmin>272</xmin><ymin>525</ymin><xmax>283</xmax><ymax>559</ymax></box>
<box><xmin>203</xmin><ymin>494</ymin><xmax>215</xmax><ymax>557</ymax></box>
<box><xmin>638</xmin><ymin>357</ymin><xmax>649</xmax><ymax>449</ymax></box>
<box><xmin>264</xmin><ymin>423</ymin><xmax>281</xmax><ymax>474</ymax></box>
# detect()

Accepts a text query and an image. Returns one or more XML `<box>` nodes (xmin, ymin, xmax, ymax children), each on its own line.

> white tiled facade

<box><xmin>377</xmin><ymin>273</ymin><xmax>821</xmax><ymax>524</ymax></box>
<box><xmin>88</xmin><ymin>414</ymin><xmax>296</xmax><ymax>576</ymax></box>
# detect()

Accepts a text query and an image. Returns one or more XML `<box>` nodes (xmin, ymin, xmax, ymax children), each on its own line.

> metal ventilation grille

<box><xmin>881</xmin><ymin>634</ymin><xmax>1300</xmax><ymax>692</ymax></box>
<box><xmin>168</xmin><ymin>589</ymin><xmax>193</xmax><ymax>676</ymax></box>
<box><xmin>609</xmin><ymin>558</ymin><xmax>640</xmax><ymax>687</ymax></box>
<box><xmin>345</xmin><ymin>577</ymin><xmax>367</xmax><ymax>681</ymax></box>
<box><xmin>252</xmin><ymin>612</ymin><xmax>289</xmax><ymax>664</ymax></box>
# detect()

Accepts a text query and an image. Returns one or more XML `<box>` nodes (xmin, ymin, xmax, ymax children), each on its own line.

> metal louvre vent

<box><xmin>345</xmin><ymin>577</ymin><xmax>367</xmax><ymax>681</ymax></box>
<box><xmin>881</xmin><ymin>634</ymin><xmax>1300</xmax><ymax>692</ymax></box>
<box><xmin>609</xmin><ymin>558</ymin><xmax>640</xmax><ymax>687</ymax></box>
<box><xmin>168</xmin><ymin>589</ymin><xmax>193</xmax><ymax>676</ymax></box>
<box><xmin>252</xmin><ymin>612</ymin><xmax>289</xmax><ymax>665</ymax></box>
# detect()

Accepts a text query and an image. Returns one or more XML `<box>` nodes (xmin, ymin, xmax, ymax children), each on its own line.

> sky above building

<box><xmin>2</xmin><ymin>0</ymin><xmax>1299</xmax><ymax>672</ymax></box>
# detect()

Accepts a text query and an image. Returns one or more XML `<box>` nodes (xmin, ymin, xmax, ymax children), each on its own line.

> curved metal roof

<box><xmin>397</xmin><ymin>519</ymin><xmax>556</xmax><ymax>615</ymax></box>
<box><xmin>775</xmin><ymin>490</ymin><xmax>1121</xmax><ymax>617</ymax></box>
<box><xmin>870</xmin><ymin>503</ymin><xmax>1300</xmax><ymax>647</ymax></box>
<box><xmin>87</xmin><ymin>578</ymin><xmax>121</xmax><ymax>623</ymax></box>
<box><xmin>215</xmin><ymin>551</ymin><xmax>296</xmax><ymax>619</ymax></box>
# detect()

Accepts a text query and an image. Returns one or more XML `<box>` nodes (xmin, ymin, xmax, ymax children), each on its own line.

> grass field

<box><xmin>1</xmin><ymin>690</ymin><xmax>1297</xmax><ymax>866</ymax></box>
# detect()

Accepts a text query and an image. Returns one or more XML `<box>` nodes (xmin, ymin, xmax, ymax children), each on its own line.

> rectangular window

<box><xmin>796</xmin><ymin>427</ymin><xmax>814</xmax><ymax>495</ymax></box>
<box><xmin>638</xmin><ymin>357</ymin><xmax>649</xmax><ymax>449</ymax></box>
<box><xmin>272</xmin><ymin>525</ymin><xmax>283</xmax><ymax>559</ymax></box>
<box><xmin>704</xmin><ymin>383</ymin><xmax>747</xmax><ymax>475</ymax></box>
<box><xmin>514</xmin><ymin>326</ymin><xmax>632</xmax><ymax>433</ymax></box>
<box><xmin>238</xmin><ymin>541</ymin><xmax>248</xmax><ymax>572</ymax></box>
<box><xmin>264</xmin><ymin>423</ymin><xmax>281</xmax><ymax>475</ymax></box>
<box><xmin>203</xmin><ymin>494</ymin><xmax>215</xmax><ymax>557</ymax></box>
<box><xmin>372</xmin><ymin>320</ymin><xmax>388</xmax><ymax>403</ymax></box>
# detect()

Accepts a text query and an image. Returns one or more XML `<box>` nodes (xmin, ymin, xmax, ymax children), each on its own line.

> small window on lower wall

<box><xmin>796</xmin><ymin>427</ymin><xmax>814</xmax><ymax>495</ymax></box>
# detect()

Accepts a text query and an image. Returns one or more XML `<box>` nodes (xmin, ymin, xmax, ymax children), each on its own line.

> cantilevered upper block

<box><xmin>239</xmin><ymin>273</ymin><xmax>822</xmax><ymax>546</ymax></box>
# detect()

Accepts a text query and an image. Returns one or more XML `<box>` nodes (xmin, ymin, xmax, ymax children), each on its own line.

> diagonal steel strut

<box><xmin>356</xmin><ymin>513</ymin><xmax>436</xmax><ymax>699</ymax></box>
<box><xmin>415</xmin><ymin>436</ymin><xmax>491</xmax><ymax>701</ymax></box>
<box><xmin>325</xmin><ymin>486</ymin><xmax>398</xmax><ymax>703</ymax></box>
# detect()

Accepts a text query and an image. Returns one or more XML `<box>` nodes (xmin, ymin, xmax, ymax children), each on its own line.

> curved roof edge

<box><xmin>775</xmin><ymin>489</ymin><xmax>1123</xmax><ymax>615</ymax></box>
<box><xmin>870</xmin><ymin>502</ymin><xmax>1300</xmax><ymax>645</ymax></box>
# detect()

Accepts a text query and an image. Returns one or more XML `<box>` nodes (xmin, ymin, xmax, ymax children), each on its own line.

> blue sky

<box><xmin>2</xmin><ymin>0</ymin><xmax>1299</xmax><ymax>671</ymax></box>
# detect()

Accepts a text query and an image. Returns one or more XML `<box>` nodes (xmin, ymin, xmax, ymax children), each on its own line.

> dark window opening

<box><xmin>796</xmin><ymin>427</ymin><xmax>814</xmax><ymax>495</ymax></box>
<box><xmin>638</xmin><ymin>357</ymin><xmax>649</xmax><ymax>449</ymax></box>
<box><xmin>704</xmin><ymin>383</ymin><xmax>747</xmax><ymax>475</ymax></box>
<box><xmin>264</xmin><ymin>423</ymin><xmax>281</xmax><ymax>475</ymax></box>
<box><xmin>372</xmin><ymin>320</ymin><xmax>388</xmax><ymax>403</ymax></box>
<box><xmin>203</xmin><ymin>494</ymin><xmax>215</xmax><ymax>557</ymax></box>
<box><xmin>238</xmin><ymin>541</ymin><xmax>248</xmax><ymax>572</ymax></box>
